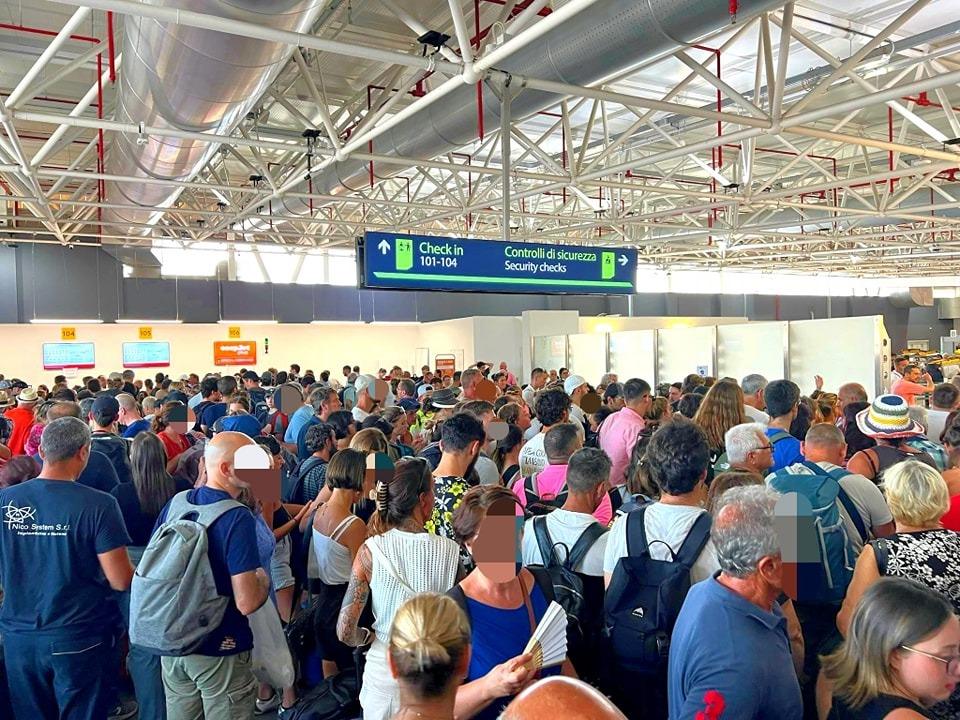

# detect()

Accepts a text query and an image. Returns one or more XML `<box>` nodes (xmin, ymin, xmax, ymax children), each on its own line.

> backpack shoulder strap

<box><xmin>524</xmin><ymin>473</ymin><xmax>539</xmax><ymax>501</ymax></box>
<box><xmin>804</xmin><ymin>462</ymin><xmax>869</xmax><ymax>543</ymax></box>
<box><xmin>527</xmin><ymin>566</ymin><xmax>556</xmax><ymax>603</ymax></box>
<box><xmin>447</xmin><ymin>584</ymin><xmax>472</xmax><ymax>627</ymax></box>
<box><xmin>674</xmin><ymin>512</ymin><xmax>712</xmax><ymax>569</ymax></box>
<box><xmin>567</xmin><ymin>523</ymin><xmax>607</xmax><ymax>570</ymax></box>
<box><xmin>769</xmin><ymin>430</ymin><xmax>792</xmax><ymax>444</ymax></box>
<box><xmin>835</xmin><ymin>485</ymin><xmax>868</xmax><ymax>543</ymax></box>
<box><xmin>532</xmin><ymin>515</ymin><xmax>555</xmax><ymax>566</ymax></box>
<box><xmin>291</xmin><ymin>457</ymin><xmax>323</xmax><ymax>501</ymax></box>
<box><xmin>192</xmin><ymin>497</ymin><xmax>247</xmax><ymax>527</ymax></box>
<box><xmin>164</xmin><ymin>490</ymin><xmax>195</xmax><ymax>521</ymax></box>
<box><xmin>870</xmin><ymin>538</ymin><xmax>890</xmax><ymax>575</ymax></box>
<box><xmin>625</xmin><ymin>504</ymin><xmax>649</xmax><ymax>557</ymax></box>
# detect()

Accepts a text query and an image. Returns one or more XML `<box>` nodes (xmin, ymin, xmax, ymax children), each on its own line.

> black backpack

<box><xmin>529</xmin><ymin>516</ymin><xmax>607</xmax><ymax>680</ymax></box>
<box><xmin>287</xmin><ymin>456</ymin><xmax>326</xmax><ymax>504</ymax></box>
<box><xmin>283</xmin><ymin>651</ymin><xmax>362</xmax><ymax>720</ymax></box>
<box><xmin>521</xmin><ymin>474</ymin><xmax>567</xmax><ymax>517</ymax></box>
<box><xmin>603</xmin><ymin>506</ymin><xmax>711</xmax><ymax>676</ymax></box>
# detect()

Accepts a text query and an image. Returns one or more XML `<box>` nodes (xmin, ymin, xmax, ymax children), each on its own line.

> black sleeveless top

<box><xmin>829</xmin><ymin>694</ymin><xmax>931</xmax><ymax>719</ymax></box>
<box><xmin>862</xmin><ymin>444</ymin><xmax>937</xmax><ymax>483</ymax></box>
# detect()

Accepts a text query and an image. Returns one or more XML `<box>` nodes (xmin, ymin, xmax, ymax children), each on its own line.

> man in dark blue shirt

<box><xmin>0</xmin><ymin>416</ymin><xmax>133</xmax><ymax>720</ymax></box>
<box><xmin>668</xmin><ymin>485</ymin><xmax>802</xmax><ymax>720</ymax></box>
<box><xmin>295</xmin><ymin>386</ymin><xmax>342</xmax><ymax>459</ymax></box>
<box><xmin>155</xmin><ymin>431</ymin><xmax>269</xmax><ymax>718</ymax></box>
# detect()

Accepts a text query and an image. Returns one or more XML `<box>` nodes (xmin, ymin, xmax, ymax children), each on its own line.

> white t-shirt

<box><xmin>522</xmin><ymin>509</ymin><xmax>608</xmax><ymax>577</ymax></box>
<box><xmin>927</xmin><ymin>408</ymin><xmax>951</xmax><ymax>443</ymax></box>
<box><xmin>352</xmin><ymin>406</ymin><xmax>371</xmax><ymax>423</ymax></box>
<box><xmin>475</xmin><ymin>454</ymin><xmax>501</xmax><ymax>486</ymax></box>
<box><xmin>522</xmin><ymin>385</ymin><xmax>536</xmax><ymax>409</ymax></box>
<box><xmin>603</xmin><ymin>503</ymin><xmax>718</xmax><ymax>582</ymax></box>
<box><xmin>766</xmin><ymin>461</ymin><xmax>892</xmax><ymax>554</ymax></box>
<box><xmin>744</xmin><ymin>404</ymin><xmax>770</xmax><ymax>424</ymax></box>
<box><xmin>519</xmin><ymin>433</ymin><xmax>547</xmax><ymax>477</ymax></box>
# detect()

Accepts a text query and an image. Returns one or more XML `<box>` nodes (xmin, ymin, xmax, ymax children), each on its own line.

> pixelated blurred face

<box><xmin>277</xmin><ymin>385</ymin><xmax>303</xmax><ymax>415</ymax></box>
<box><xmin>366</xmin><ymin>452</ymin><xmax>395</xmax><ymax>494</ymax></box>
<box><xmin>580</xmin><ymin>391</ymin><xmax>601</xmax><ymax>416</ymax></box>
<box><xmin>774</xmin><ymin>493</ymin><xmax>814</xmax><ymax>601</ymax></box>
<box><xmin>470</xmin><ymin>497</ymin><xmax>523</xmax><ymax>583</ymax></box>
<box><xmin>166</xmin><ymin>403</ymin><xmax>189</xmax><ymax>435</ymax></box>
<box><xmin>234</xmin><ymin>444</ymin><xmax>278</xmax><ymax>504</ymax></box>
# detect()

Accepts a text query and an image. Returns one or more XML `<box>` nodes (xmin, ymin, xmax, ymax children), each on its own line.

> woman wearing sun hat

<box><xmin>847</xmin><ymin>394</ymin><xmax>938</xmax><ymax>484</ymax></box>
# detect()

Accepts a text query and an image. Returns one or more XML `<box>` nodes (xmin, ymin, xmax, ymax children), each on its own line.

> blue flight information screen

<box><xmin>359</xmin><ymin>231</ymin><xmax>636</xmax><ymax>295</ymax></box>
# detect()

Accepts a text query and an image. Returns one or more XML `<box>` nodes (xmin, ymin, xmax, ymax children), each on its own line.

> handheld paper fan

<box><xmin>523</xmin><ymin>601</ymin><xmax>567</xmax><ymax>670</ymax></box>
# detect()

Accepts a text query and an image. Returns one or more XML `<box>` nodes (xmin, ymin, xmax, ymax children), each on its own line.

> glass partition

<box><xmin>609</xmin><ymin>330</ymin><xmax>656</xmax><ymax>385</ymax></box>
<box><xmin>567</xmin><ymin>333</ymin><xmax>609</xmax><ymax>387</ymax></box>
<box><xmin>657</xmin><ymin>326</ymin><xmax>716</xmax><ymax>386</ymax></box>
<box><xmin>532</xmin><ymin>335</ymin><xmax>567</xmax><ymax>372</ymax></box>
<box><xmin>717</xmin><ymin>322</ymin><xmax>788</xmax><ymax>384</ymax></box>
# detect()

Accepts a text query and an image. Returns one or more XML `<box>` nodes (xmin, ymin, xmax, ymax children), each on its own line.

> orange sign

<box><xmin>213</xmin><ymin>341</ymin><xmax>257</xmax><ymax>366</ymax></box>
<box><xmin>436</xmin><ymin>355</ymin><xmax>456</xmax><ymax>379</ymax></box>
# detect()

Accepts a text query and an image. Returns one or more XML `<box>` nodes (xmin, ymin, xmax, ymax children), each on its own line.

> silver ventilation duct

<box><xmin>105</xmin><ymin>0</ymin><xmax>326</xmax><ymax>233</ymax></box>
<box><xmin>259</xmin><ymin>0</ymin><xmax>787</xmax><ymax>226</ymax></box>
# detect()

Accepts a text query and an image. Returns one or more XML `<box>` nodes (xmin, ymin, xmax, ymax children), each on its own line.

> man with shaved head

<box><xmin>156</xmin><ymin>431</ymin><xmax>270</xmax><ymax>719</ymax></box>
<box><xmin>837</xmin><ymin>382</ymin><xmax>867</xmax><ymax>414</ymax></box>
<box><xmin>502</xmin><ymin>677</ymin><xmax>627</xmax><ymax>720</ymax></box>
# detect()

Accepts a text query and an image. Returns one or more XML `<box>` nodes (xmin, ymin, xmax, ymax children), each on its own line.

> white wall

<box><xmin>0</xmin><ymin>323</ymin><xmax>422</xmax><ymax>385</ymax></box>
<box><xmin>473</xmin><ymin>317</ymin><xmax>523</xmax><ymax>376</ymax></box>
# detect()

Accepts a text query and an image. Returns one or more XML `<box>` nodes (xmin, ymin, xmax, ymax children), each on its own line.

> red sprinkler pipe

<box><xmin>106</xmin><ymin>12</ymin><xmax>116</xmax><ymax>84</ymax></box>
<box><xmin>0</xmin><ymin>22</ymin><xmax>98</xmax><ymax>43</ymax></box>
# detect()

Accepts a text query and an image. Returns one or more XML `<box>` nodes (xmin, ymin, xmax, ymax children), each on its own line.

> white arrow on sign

<box><xmin>378</xmin><ymin>239</ymin><xmax>391</xmax><ymax>255</ymax></box>
<box><xmin>618</xmin><ymin>254</ymin><xmax>628</xmax><ymax>266</ymax></box>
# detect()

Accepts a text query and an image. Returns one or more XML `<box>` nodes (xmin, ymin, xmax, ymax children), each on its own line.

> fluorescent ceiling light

<box><xmin>116</xmin><ymin>318</ymin><xmax>183</xmax><ymax>324</ymax></box>
<box><xmin>30</xmin><ymin>318</ymin><xmax>103</xmax><ymax>324</ymax></box>
<box><xmin>217</xmin><ymin>319</ymin><xmax>279</xmax><ymax>325</ymax></box>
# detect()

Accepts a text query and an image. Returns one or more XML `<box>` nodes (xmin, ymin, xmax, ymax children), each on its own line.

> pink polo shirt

<box><xmin>891</xmin><ymin>379</ymin><xmax>930</xmax><ymax>406</ymax></box>
<box><xmin>510</xmin><ymin>463</ymin><xmax>613</xmax><ymax>526</ymax></box>
<box><xmin>599</xmin><ymin>406</ymin><xmax>646</xmax><ymax>487</ymax></box>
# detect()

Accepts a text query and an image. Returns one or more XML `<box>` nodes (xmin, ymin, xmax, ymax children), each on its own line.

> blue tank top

<box><xmin>464</xmin><ymin>583</ymin><xmax>561</xmax><ymax>720</ymax></box>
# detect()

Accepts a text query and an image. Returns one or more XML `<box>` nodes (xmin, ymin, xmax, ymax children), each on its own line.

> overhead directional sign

<box><xmin>359</xmin><ymin>231</ymin><xmax>636</xmax><ymax>295</ymax></box>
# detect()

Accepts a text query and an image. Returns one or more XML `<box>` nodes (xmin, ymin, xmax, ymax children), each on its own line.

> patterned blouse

<box><xmin>426</xmin><ymin>474</ymin><xmax>473</xmax><ymax>569</ymax></box>
<box><xmin>871</xmin><ymin>529</ymin><xmax>960</xmax><ymax>720</ymax></box>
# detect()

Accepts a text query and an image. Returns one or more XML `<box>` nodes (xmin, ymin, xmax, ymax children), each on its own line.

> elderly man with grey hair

<box><xmin>741</xmin><ymin>373</ymin><xmax>770</xmax><ymax>424</ymax></box>
<box><xmin>719</xmin><ymin>422</ymin><xmax>773</xmax><ymax>476</ymax></box>
<box><xmin>0</xmin><ymin>416</ymin><xmax>134</xmax><ymax>719</ymax></box>
<box><xmin>667</xmin><ymin>485</ymin><xmax>802</xmax><ymax>720</ymax></box>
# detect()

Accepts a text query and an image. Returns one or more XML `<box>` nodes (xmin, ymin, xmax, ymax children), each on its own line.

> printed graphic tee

<box><xmin>0</xmin><ymin>478</ymin><xmax>130</xmax><ymax>639</ymax></box>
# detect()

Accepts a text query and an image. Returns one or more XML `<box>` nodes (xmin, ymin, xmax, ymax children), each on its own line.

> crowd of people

<box><xmin>1</xmin><ymin>356</ymin><xmax>959</xmax><ymax>720</ymax></box>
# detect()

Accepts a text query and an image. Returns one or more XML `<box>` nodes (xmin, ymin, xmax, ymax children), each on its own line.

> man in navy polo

<box><xmin>668</xmin><ymin>485</ymin><xmax>802</xmax><ymax>720</ymax></box>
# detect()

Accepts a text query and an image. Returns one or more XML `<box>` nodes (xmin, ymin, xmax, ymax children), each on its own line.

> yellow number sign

<box><xmin>61</xmin><ymin>327</ymin><xmax>76</xmax><ymax>341</ymax></box>
<box><xmin>228</xmin><ymin>326</ymin><xmax>241</xmax><ymax>339</ymax></box>
<box><xmin>139</xmin><ymin>326</ymin><xmax>153</xmax><ymax>340</ymax></box>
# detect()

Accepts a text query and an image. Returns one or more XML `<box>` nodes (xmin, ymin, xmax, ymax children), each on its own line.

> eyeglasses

<box><xmin>900</xmin><ymin>646</ymin><xmax>960</xmax><ymax>675</ymax></box>
<box><xmin>753</xmin><ymin>444</ymin><xmax>774</xmax><ymax>452</ymax></box>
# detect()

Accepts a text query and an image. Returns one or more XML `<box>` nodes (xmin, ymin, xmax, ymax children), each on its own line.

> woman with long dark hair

<box><xmin>111</xmin><ymin>432</ymin><xmax>189</xmax><ymax>720</ymax></box>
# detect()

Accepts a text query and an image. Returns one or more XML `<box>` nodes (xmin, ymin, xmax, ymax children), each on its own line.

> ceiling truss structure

<box><xmin>1</xmin><ymin>0</ymin><xmax>960</xmax><ymax>276</ymax></box>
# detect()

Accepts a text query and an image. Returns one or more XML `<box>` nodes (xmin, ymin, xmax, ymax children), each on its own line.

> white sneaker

<box><xmin>255</xmin><ymin>693</ymin><xmax>280</xmax><ymax>715</ymax></box>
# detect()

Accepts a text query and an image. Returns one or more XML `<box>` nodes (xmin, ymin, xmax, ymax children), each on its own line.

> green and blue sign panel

<box><xmin>359</xmin><ymin>231</ymin><xmax>636</xmax><ymax>295</ymax></box>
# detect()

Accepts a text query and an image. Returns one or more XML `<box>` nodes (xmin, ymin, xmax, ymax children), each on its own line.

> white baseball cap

<box><xmin>564</xmin><ymin>375</ymin><xmax>587</xmax><ymax>395</ymax></box>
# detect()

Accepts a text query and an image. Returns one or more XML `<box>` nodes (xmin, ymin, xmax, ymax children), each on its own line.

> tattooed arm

<box><xmin>337</xmin><ymin>542</ymin><xmax>374</xmax><ymax>647</ymax></box>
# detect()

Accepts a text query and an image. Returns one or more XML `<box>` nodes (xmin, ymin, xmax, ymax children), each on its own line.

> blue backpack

<box><xmin>767</xmin><ymin>461</ymin><xmax>866</xmax><ymax>603</ymax></box>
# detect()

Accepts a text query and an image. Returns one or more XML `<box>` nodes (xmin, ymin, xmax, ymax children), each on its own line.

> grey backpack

<box><xmin>129</xmin><ymin>490</ymin><xmax>245</xmax><ymax>655</ymax></box>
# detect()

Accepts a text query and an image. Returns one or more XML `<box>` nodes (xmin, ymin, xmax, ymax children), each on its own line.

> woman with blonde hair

<box><xmin>338</xmin><ymin>457</ymin><xmax>462</xmax><ymax>720</ymax></box>
<box><xmin>388</xmin><ymin>593</ymin><xmax>472</xmax><ymax>720</ymax></box>
<box><xmin>837</xmin><ymin>460</ymin><xmax>960</xmax><ymax>719</ymax></box>
<box><xmin>823</xmin><ymin>577</ymin><xmax>960</xmax><ymax>719</ymax></box>
<box><xmin>692</xmin><ymin>378</ymin><xmax>747</xmax><ymax>471</ymax></box>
